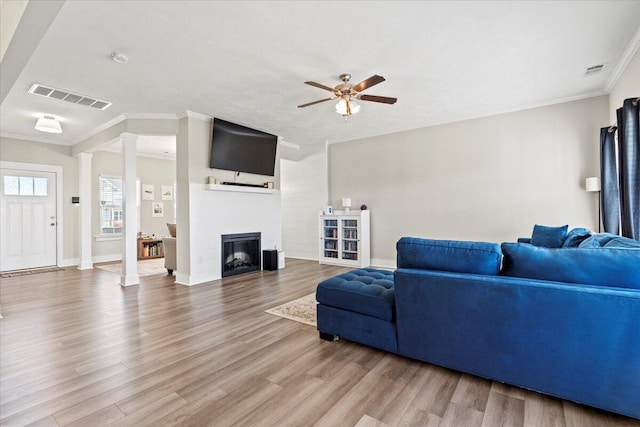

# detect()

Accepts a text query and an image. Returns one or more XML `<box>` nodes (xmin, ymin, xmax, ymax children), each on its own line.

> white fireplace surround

<box><xmin>176</xmin><ymin>183</ymin><xmax>281</xmax><ymax>285</ymax></box>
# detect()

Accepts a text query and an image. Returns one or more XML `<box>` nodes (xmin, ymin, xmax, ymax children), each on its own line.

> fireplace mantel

<box><xmin>205</xmin><ymin>183</ymin><xmax>279</xmax><ymax>194</ymax></box>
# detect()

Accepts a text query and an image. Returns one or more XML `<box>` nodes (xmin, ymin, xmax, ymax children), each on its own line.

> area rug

<box><xmin>95</xmin><ymin>258</ymin><xmax>168</xmax><ymax>277</ymax></box>
<box><xmin>0</xmin><ymin>266</ymin><xmax>65</xmax><ymax>278</ymax></box>
<box><xmin>266</xmin><ymin>292</ymin><xmax>317</xmax><ymax>327</ymax></box>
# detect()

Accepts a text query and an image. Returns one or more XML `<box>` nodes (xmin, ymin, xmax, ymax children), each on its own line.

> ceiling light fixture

<box><xmin>35</xmin><ymin>115</ymin><xmax>62</xmax><ymax>133</ymax></box>
<box><xmin>110</xmin><ymin>51</ymin><xmax>129</xmax><ymax>64</ymax></box>
<box><xmin>335</xmin><ymin>96</ymin><xmax>360</xmax><ymax>117</ymax></box>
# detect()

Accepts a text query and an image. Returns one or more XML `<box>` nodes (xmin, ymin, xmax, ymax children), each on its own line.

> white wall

<box><xmin>280</xmin><ymin>149</ymin><xmax>327</xmax><ymax>260</ymax></box>
<box><xmin>328</xmin><ymin>95</ymin><xmax>608</xmax><ymax>266</ymax></box>
<box><xmin>187</xmin><ymin>185</ymin><xmax>281</xmax><ymax>283</ymax></box>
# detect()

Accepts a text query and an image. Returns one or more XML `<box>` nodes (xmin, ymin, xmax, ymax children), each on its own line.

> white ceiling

<box><xmin>1</xmin><ymin>1</ymin><xmax>639</xmax><ymax>158</ymax></box>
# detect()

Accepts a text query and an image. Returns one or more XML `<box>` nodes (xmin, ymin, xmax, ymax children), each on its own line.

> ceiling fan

<box><xmin>298</xmin><ymin>73</ymin><xmax>397</xmax><ymax>118</ymax></box>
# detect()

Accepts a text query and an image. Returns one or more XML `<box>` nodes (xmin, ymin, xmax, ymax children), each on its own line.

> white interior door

<box><xmin>0</xmin><ymin>169</ymin><xmax>57</xmax><ymax>271</ymax></box>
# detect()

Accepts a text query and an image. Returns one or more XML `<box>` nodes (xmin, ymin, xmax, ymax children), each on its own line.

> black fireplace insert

<box><xmin>221</xmin><ymin>232</ymin><xmax>261</xmax><ymax>277</ymax></box>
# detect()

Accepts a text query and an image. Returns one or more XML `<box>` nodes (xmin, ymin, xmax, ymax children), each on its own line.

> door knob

<box><xmin>50</xmin><ymin>223</ymin><xmax>55</xmax><ymax>226</ymax></box>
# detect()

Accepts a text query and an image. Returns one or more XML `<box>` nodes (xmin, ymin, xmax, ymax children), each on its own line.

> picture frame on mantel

<box><xmin>142</xmin><ymin>184</ymin><xmax>155</xmax><ymax>200</ymax></box>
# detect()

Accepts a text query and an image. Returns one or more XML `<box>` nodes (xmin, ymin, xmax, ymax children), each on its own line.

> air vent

<box><xmin>28</xmin><ymin>84</ymin><xmax>112</xmax><ymax>110</ymax></box>
<box><xmin>585</xmin><ymin>64</ymin><xmax>604</xmax><ymax>75</ymax></box>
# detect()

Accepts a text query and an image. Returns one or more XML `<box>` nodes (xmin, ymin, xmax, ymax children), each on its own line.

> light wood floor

<box><xmin>0</xmin><ymin>259</ymin><xmax>637</xmax><ymax>427</ymax></box>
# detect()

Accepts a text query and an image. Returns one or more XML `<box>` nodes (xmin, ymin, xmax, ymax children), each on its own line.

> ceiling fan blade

<box><xmin>304</xmin><ymin>81</ymin><xmax>336</xmax><ymax>92</ymax></box>
<box><xmin>352</xmin><ymin>75</ymin><xmax>385</xmax><ymax>92</ymax></box>
<box><xmin>359</xmin><ymin>94</ymin><xmax>397</xmax><ymax>104</ymax></box>
<box><xmin>298</xmin><ymin>97</ymin><xmax>334</xmax><ymax>108</ymax></box>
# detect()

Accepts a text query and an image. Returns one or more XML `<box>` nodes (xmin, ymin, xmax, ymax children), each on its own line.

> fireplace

<box><xmin>221</xmin><ymin>232</ymin><xmax>261</xmax><ymax>277</ymax></box>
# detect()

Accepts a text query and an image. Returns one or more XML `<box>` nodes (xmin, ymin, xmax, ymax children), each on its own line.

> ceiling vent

<box><xmin>28</xmin><ymin>84</ymin><xmax>112</xmax><ymax>110</ymax></box>
<box><xmin>585</xmin><ymin>64</ymin><xmax>604</xmax><ymax>75</ymax></box>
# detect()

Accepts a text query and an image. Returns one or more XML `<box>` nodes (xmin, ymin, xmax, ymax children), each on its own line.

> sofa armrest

<box><xmin>393</xmin><ymin>268</ymin><xmax>640</xmax><ymax>418</ymax></box>
<box><xmin>163</xmin><ymin>237</ymin><xmax>176</xmax><ymax>271</ymax></box>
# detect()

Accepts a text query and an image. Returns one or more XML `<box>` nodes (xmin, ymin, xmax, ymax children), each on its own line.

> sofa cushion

<box><xmin>396</xmin><ymin>237</ymin><xmax>502</xmax><ymax>276</ymax></box>
<box><xmin>578</xmin><ymin>233</ymin><xmax>640</xmax><ymax>249</ymax></box>
<box><xmin>316</xmin><ymin>268</ymin><xmax>395</xmax><ymax>321</ymax></box>
<box><xmin>166</xmin><ymin>223</ymin><xmax>176</xmax><ymax>237</ymax></box>
<box><xmin>561</xmin><ymin>227</ymin><xmax>592</xmax><ymax>247</ymax></box>
<box><xmin>501</xmin><ymin>242</ymin><xmax>640</xmax><ymax>290</ymax></box>
<box><xmin>530</xmin><ymin>224</ymin><xmax>568</xmax><ymax>248</ymax></box>
<box><xmin>578</xmin><ymin>233</ymin><xmax>618</xmax><ymax>248</ymax></box>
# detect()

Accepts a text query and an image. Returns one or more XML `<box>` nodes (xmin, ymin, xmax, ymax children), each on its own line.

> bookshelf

<box><xmin>319</xmin><ymin>210</ymin><xmax>370</xmax><ymax>267</ymax></box>
<box><xmin>137</xmin><ymin>238</ymin><xmax>164</xmax><ymax>260</ymax></box>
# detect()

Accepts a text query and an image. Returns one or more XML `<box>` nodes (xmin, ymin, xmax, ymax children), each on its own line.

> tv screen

<box><xmin>209</xmin><ymin>118</ymin><xmax>278</xmax><ymax>176</ymax></box>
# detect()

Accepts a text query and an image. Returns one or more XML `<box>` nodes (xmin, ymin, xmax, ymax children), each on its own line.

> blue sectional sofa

<box><xmin>316</xmin><ymin>231</ymin><xmax>640</xmax><ymax>419</ymax></box>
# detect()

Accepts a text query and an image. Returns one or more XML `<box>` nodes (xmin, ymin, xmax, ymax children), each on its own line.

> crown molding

<box><xmin>0</xmin><ymin>131</ymin><xmax>73</xmax><ymax>146</ymax></box>
<box><xmin>279</xmin><ymin>140</ymin><xmax>300</xmax><ymax>150</ymax></box>
<box><xmin>72</xmin><ymin>113</ymin><xmax>183</xmax><ymax>144</ymax></box>
<box><xmin>604</xmin><ymin>25</ymin><xmax>640</xmax><ymax>93</ymax></box>
<box><xmin>328</xmin><ymin>90</ymin><xmax>609</xmax><ymax>146</ymax></box>
<box><xmin>178</xmin><ymin>110</ymin><xmax>212</xmax><ymax>121</ymax></box>
<box><xmin>73</xmin><ymin>114</ymin><xmax>127</xmax><ymax>144</ymax></box>
<box><xmin>125</xmin><ymin>113</ymin><xmax>179</xmax><ymax>120</ymax></box>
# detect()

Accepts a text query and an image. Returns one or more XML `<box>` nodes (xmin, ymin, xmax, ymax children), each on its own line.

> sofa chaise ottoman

<box><xmin>316</xmin><ymin>268</ymin><xmax>396</xmax><ymax>353</ymax></box>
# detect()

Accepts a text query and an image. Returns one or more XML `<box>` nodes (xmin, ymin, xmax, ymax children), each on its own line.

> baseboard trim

<box><xmin>371</xmin><ymin>258</ymin><xmax>396</xmax><ymax>270</ymax></box>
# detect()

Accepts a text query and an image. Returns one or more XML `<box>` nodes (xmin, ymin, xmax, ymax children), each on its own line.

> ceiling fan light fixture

<box><xmin>335</xmin><ymin>98</ymin><xmax>360</xmax><ymax>116</ymax></box>
<box><xmin>35</xmin><ymin>115</ymin><xmax>62</xmax><ymax>133</ymax></box>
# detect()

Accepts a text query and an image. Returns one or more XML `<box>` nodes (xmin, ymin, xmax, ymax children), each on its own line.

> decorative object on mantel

<box><xmin>161</xmin><ymin>185</ymin><xmax>173</xmax><ymax>200</ymax></box>
<box><xmin>586</xmin><ymin>177</ymin><xmax>602</xmax><ymax>232</ymax></box>
<box><xmin>360</xmin><ymin>203</ymin><xmax>368</xmax><ymax>210</ymax></box>
<box><xmin>326</xmin><ymin>205</ymin><xmax>333</xmax><ymax>215</ymax></box>
<box><xmin>342</xmin><ymin>198</ymin><xmax>352</xmax><ymax>214</ymax></box>
<box><xmin>142</xmin><ymin>184</ymin><xmax>154</xmax><ymax>200</ymax></box>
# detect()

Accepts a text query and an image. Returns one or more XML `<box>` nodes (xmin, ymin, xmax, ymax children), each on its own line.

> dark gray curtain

<box><xmin>600</xmin><ymin>127</ymin><xmax>619</xmax><ymax>234</ymax></box>
<box><xmin>617</xmin><ymin>98</ymin><xmax>640</xmax><ymax>240</ymax></box>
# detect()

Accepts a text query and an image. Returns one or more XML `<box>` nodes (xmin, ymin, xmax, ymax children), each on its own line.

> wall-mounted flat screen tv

<box><xmin>209</xmin><ymin>118</ymin><xmax>278</xmax><ymax>176</ymax></box>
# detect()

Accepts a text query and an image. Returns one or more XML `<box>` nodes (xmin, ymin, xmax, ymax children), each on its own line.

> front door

<box><xmin>0</xmin><ymin>169</ymin><xmax>57</xmax><ymax>271</ymax></box>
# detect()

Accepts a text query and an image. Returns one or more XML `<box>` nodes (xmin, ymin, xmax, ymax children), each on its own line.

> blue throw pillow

<box><xmin>562</xmin><ymin>228</ymin><xmax>592</xmax><ymax>248</ymax></box>
<box><xmin>530</xmin><ymin>224</ymin><xmax>568</xmax><ymax>248</ymax></box>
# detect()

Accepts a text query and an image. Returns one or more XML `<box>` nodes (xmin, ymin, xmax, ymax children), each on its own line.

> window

<box><xmin>99</xmin><ymin>176</ymin><xmax>123</xmax><ymax>234</ymax></box>
<box><xmin>3</xmin><ymin>175</ymin><xmax>48</xmax><ymax>196</ymax></box>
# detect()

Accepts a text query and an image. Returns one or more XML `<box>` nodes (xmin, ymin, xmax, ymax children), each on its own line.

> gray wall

<box><xmin>91</xmin><ymin>151</ymin><xmax>176</xmax><ymax>258</ymax></box>
<box><xmin>328</xmin><ymin>95</ymin><xmax>608</xmax><ymax>265</ymax></box>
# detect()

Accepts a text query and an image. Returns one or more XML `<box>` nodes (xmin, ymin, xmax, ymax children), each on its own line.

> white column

<box><xmin>77</xmin><ymin>152</ymin><xmax>93</xmax><ymax>269</ymax></box>
<box><xmin>121</xmin><ymin>132</ymin><xmax>139</xmax><ymax>286</ymax></box>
